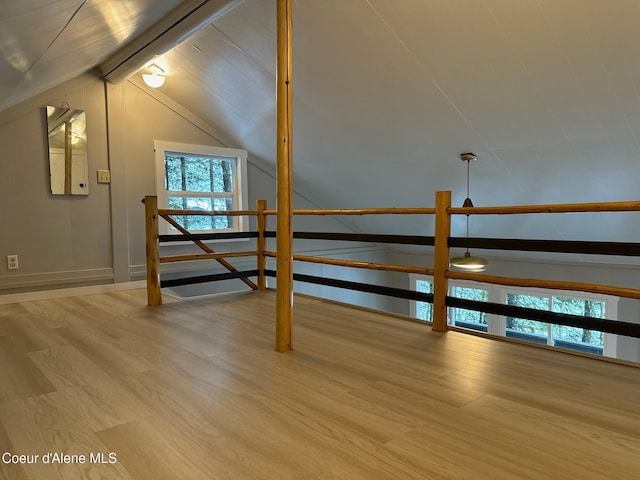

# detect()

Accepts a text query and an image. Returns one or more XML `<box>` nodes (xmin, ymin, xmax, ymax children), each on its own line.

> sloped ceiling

<box><xmin>2</xmin><ymin>1</ymin><xmax>640</xmax><ymax>264</ymax></box>
<box><xmin>0</xmin><ymin>0</ymin><xmax>189</xmax><ymax>110</ymax></box>
<box><xmin>159</xmin><ymin>0</ymin><xmax>640</xmax><ymax>255</ymax></box>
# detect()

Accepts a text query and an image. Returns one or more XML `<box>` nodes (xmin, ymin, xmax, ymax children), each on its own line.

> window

<box><xmin>154</xmin><ymin>141</ymin><xmax>248</xmax><ymax>235</ymax></box>
<box><xmin>506</xmin><ymin>292</ymin><xmax>550</xmax><ymax>344</ymax></box>
<box><xmin>552</xmin><ymin>296</ymin><xmax>605</xmax><ymax>351</ymax></box>
<box><xmin>415</xmin><ymin>279</ymin><xmax>434</xmax><ymax>322</ymax></box>
<box><xmin>411</xmin><ymin>277</ymin><xmax>488</xmax><ymax>331</ymax></box>
<box><xmin>409</xmin><ymin>274</ymin><xmax>618</xmax><ymax>357</ymax></box>
<box><xmin>505</xmin><ymin>288</ymin><xmax>607</xmax><ymax>354</ymax></box>
<box><xmin>450</xmin><ymin>285</ymin><xmax>489</xmax><ymax>332</ymax></box>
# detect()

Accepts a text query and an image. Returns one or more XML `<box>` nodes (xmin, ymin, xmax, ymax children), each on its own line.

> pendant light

<box><xmin>450</xmin><ymin>152</ymin><xmax>488</xmax><ymax>272</ymax></box>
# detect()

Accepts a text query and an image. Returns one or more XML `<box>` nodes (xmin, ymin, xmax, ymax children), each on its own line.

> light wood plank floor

<box><xmin>0</xmin><ymin>289</ymin><xmax>639</xmax><ymax>479</ymax></box>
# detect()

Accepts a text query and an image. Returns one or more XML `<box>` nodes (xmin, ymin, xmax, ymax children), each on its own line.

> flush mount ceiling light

<box><xmin>450</xmin><ymin>152</ymin><xmax>488</xmax><ymax>272</ymax></box>
<box><xmin>142</xmin><ymin>63</ymin><xmax>166</xmax><ymax>88</ymax></box>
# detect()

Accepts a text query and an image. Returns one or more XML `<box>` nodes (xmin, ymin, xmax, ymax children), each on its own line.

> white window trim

<box><xmin>409</xmin><ymin>274</ymin><xmax>619</xmax><ymax>358</ymax></box>
<box><xmin>154</xmin><ymin>140</ymin><xmax>249</xmax><ymax>239</ymax></box>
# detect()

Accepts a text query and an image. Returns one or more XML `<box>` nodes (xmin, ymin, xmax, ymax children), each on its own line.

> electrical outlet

<box><xmin>7</xmin><ymin>255</ymin><xmax>18</xmax><ymax>270</ymax></box>
<box><xmin>97</xmin><ymin>169</ymin><xmax>111</xmax><ymax>184</ymax></box>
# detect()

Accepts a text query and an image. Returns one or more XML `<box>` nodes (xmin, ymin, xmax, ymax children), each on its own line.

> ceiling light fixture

<box><xmin>450</xmin><ymin>152</ymin><xmax>488</xmax><ymax>272</ymax></box>
<box><xmin>142</xmin><ymin>63</ymin><xmax>166</xmax><ymax>88</ymax></box>
<box><xmin>100</xmin><ymin>0</ymin><xmax>243</xmax><ymax>84</ymax></box>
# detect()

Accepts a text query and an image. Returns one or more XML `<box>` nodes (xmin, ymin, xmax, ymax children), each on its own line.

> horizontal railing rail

<box><xmin>160</xmin><ymin>251</ymin><xmax>258</xmax><ymax>264</ymax></box>
<box><xmin>448</xmin><ymin>200</ymin><xmax>640</xmax><ymax>215</ymax></box>
<box><xmin>449</xmin><ymin>236</ymin><xmax>640</xmax><ymax>256</ymax></box>
<box><xmin>263</xmin><ymin>251</ymin><xmax>434</xmax><ymax>276</ymax></box>
<box><xmin>161</xmin><ymin>270</ymin><xmax>260</xmax><ymax>288</ymax></box>
<box><xmin>446</xmin><ymin>271</ymin><xmax>640</xmax><ymax>300</ymax></box>
<box><xmin>264</xmin><ymin>231</ymin><xmax>435</xmax><ymax>245</ymax></box>
<box><xmin>263</xmin><ymin>207</ymin><xmax>436</xmax><ymax>216</ymax></box>
<box><xmin>159</xmin><ymin>231</ymin><xmax>260</xmax><ymax>242</ymax></box>
<box><xmin>446</xmin><ymin>296</ymin><xmax>640</xmax><ymax>338</ymax></box>
<box><xmin>158</xmin><ymin>208</ymin><xmax>261</xmax><ymax>216</ymax></box>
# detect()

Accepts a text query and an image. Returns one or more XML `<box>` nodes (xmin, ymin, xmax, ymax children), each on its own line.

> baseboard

<box><xmin>0</xmin><ymin>280</ymin><xmax>146</xmax><ymax>305</ymax></box>
<box><xmin>0</xmin><ymin>268</ymin><xmax>115</xmax><ymax>293</ymax></box>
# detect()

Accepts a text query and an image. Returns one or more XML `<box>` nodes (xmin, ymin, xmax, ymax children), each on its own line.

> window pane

<box><xmin>552</xmin><ymin>297</ymin><xmax>604</xmax><ymax>318</ymax></box>
<box><xmin>165</xmin><ymin>155</ymin><xmax>234</xmax><ymax>193</ymax></box>
<box><xmin>211</xmin><ymin>197</ymin><xmax>234</xmax><ymax>229</ymax></box>
<box><xmin>167</xmin><ymin>197</ymin><xmax>234</xmax><ymax>231</ymax></box>
<box><xmin>211</xmin><ymin>158</ymin><xmax>234</xmax><ymax>193</ymax></box>
<box><xmin>184</xmin><ymin>156</ymin><xmax>212</xmax><ymax>192</ymax></box>
<box><xmin>416</xmin><ymin>280</ymin><xmax>433</xmax><ymax>322</ymax></box>
<box><xmin>450</xmin><ymin>286</ymin><xmax>488</xmax><ymax>331</ymax></box>
<box><xmin>506</xmin><ymin>293</ymin><xmax>549</xmax><ymax>343</ymax></box>
<box><xmin>551</xmin><ymin>297</ymin><xmax>604</xmax><ymax>353</ymax></box>
<box><xmin>165</xmin><ymin>156</ymin><xmax>183</xmax><ymax>191</ymax></box>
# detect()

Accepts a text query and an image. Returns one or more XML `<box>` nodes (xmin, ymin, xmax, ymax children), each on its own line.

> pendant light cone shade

<box><xmin>450</xmin><ymin>153</ymin><xmax>488</xmax><ymax>272</ymax></box>
<box><xmin>450</xmin><ymin>251</ymin><xmax>488</xmax><ymax>271</ymax></box>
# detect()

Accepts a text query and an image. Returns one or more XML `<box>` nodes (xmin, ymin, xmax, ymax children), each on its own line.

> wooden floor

<box><xmin>0</xmin><ymin>289</ymin><xmax>639</xmax><ymax>479</ymax></box>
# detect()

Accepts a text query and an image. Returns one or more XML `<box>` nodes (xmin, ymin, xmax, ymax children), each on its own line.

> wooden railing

<box><xmin>143</xmin><ymin>196</ymin><xmax>267</xmax><ymax>305</ymax></box>
<box><xmin>144</xmin><ymin>192</ymin><xmax>640</xmax><ymax>352</ymax></box>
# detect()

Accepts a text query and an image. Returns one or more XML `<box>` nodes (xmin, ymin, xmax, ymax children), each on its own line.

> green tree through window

<box><xmin>416</xmin><ymin>280</ymin><xmax>433</xmax><ymax>322</ymax></box>
<box><xmin>164</xmin><ymin>154</ymin><xmax>235</xmax><ymax>231</ymax></box>
<box><xmin>552</xmin><ymin>297</ymin><xmax>604</xmax><ymax>346</ymax></box>
<box><xmin>506</xmin><ymin>293</ymin><xmax>549</xmax><ymax>337</ymax></box>
<box><xmin>450</xmin><ymin>285</ymin><xmax>488</xmax><ymax>329</ymax></box>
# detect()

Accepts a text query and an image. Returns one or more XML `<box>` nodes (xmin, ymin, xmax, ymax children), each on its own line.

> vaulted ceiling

<box><xmin>2</xmin><ymin>0</ymin><xmax>640</xmax><ymax>263</ymax></box>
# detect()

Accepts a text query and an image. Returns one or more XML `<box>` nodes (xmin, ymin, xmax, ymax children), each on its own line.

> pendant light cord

<box><xmin>466</xmin><ymin>157</ymin><xmax>471</xmax><ymax>201</ymax></box>
<box><xmin>465</xmin><ymin>158</ymin><xmax>470</xmax><ymax>253</ymax></box>
<box><xmin>465</xmin><ymin>215</ymin><xmax>470</xmax><ymax>254</ymax></box>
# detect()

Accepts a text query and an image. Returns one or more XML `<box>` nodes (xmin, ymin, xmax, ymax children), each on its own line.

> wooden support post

<box><xmin>144</xmin><ymin>195</ymin><xmax>162</xmax><ymax>306</ymax></box>
<box><xmin>256</xmin><ymin>199</ymin><xmax>267</xmax><ymax>290</ymax></box>
<box><xmin>433</xmin><ymin>191</ymin><xmax>451</xmax><ymax>332</ymax></box>
<box><xmin>275</xmin><ymin>0</ymin><xmax>294</xmax><ymax>352</ymax></box>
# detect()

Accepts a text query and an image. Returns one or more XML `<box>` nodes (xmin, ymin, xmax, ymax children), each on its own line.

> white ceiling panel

<box><xmin>0</xmin><ymin>0</ymin><xmax>184</xmax><ymax>110</ymax></box>
<box><xmin>0</xmin><ymin>0</ymin><xmax>83</xmax><ymax>74</ymax></box>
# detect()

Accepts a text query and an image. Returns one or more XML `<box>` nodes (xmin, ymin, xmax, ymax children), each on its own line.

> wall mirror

<box><xmin>45</xmin><ymin>105</ymin><xmax>89</xmax><ymax>195</ymax></box>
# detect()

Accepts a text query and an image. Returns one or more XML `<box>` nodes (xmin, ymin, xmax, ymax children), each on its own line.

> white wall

<box><xmin>0</xmin><ymin>72</ymin><xmax>112</xmax><ymax>292</ymax></box>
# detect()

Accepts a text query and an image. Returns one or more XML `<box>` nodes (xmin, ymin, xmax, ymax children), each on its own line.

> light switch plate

<box><xmin>97</xmin><ymin>169</ymin><xmax>111</xmax><ymax>183</ymax></box>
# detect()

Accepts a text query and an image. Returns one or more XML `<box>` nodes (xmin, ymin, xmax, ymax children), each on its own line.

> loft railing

<box><xmin>143</xmin><ymin>192</ymin><xmax>640</xmax><ymax>357</ymax></box>
<box><xmin>142</xmin><ymin>196</ymin><xmax>267</xmax><ymax>305</ymax></box>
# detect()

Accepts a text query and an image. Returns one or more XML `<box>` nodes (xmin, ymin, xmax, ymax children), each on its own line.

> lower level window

<box><xmin>450</xmin><ymin>285</ymin><xmax>489</xmax><ymax>332</ymax></box>
<box><xmin>505</xmin><ymin>293</ymin><xmax>549</xmax><ymax>344</ymax></box>
<box><xmin>410</xmin><ymin>275</ymin><xmax>617</xmax><ymax>357</ymax></box>
<box><xmin>506</xmin><ymin>292</ymin><xmax>606</xmax><ymax>354</ymax></box>
<box><xmin>413</xmin><ymin>279</ymin><xmax>489</xmax><ymax>331</ymax></box>
<box><xmin>415</xmin><ymin>279</ymin><xmax>434</xmax><ymax>322</ymax></box>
